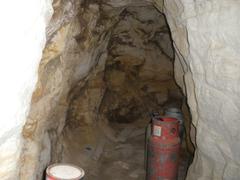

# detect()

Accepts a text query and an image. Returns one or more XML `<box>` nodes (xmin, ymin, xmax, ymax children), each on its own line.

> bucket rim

<box><xmin>46</xmin><ymin>163</ymin><xmax>85</xmax><ymax>180</ymax></box>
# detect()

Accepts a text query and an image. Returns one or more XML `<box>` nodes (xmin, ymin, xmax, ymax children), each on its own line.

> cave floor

<box><xmin>63</xmin><ymin>118</ymin><xmax>191</xmax><ymax>180</ymax></box>
<box><xmin>95</xmin><ymin>128</ymin><xmax>190</xmax><ymax>180</ymax></box>
<box><xmin>97</xmin><ymin>131</ymin><xmax>146</xmax><ymax>180</ymax></box>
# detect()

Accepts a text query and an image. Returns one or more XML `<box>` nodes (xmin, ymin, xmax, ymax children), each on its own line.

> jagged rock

<box><xmin>14</xmin><ymin>0</ymin><xmax>240</xmax><ymax>180</ymax></box>
<box><xmin>162</xmin><ymin>0</ymin><xmax>240</xmax><ymax>179</ymax></box>
<box><xmin>9</xmin><ymin>0</ymin><xmax>240</xmax><ymax>180</ymax></box>
<box><xmin>19</xmin><ymin>2</ymin><xmax>183</xmax><ymax>179</ymax></box>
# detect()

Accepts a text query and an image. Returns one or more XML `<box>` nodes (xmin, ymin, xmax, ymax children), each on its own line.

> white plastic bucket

<box><xmin>46</xmin><ymin>163</ymin><xmax>85</xmax><ymax>180</ymax></box>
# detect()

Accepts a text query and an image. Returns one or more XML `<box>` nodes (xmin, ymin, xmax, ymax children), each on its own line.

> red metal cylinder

<box><xmin>147</xmin><ymin>117</ymin><xmax>180</xmax><ymax>180</ymax></box>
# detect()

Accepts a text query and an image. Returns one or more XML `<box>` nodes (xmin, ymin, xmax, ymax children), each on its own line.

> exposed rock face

<box><xmin>0</xmin><ymin>0</ymin><xmax>53</xmax><ymax>179</ymax></box>
<box><xmin>101</xmin><ymin>6</ymin><xmax>180</xmax><ymax>124</ymax></box>
<box><xmin>20</xmin><ymin>1</ymin><xmax>118</xmax><ymax>179</ymax></box>
<box><xmin>161</xmin><ymin>0</ymin><xmax>240</xmax><ymax>179</ymax></box>
<box><xmin>62</xmin><ymin>5</ymin><xmax>182</xmax><ymax>178</ymax></box>
<box><xmin>0</xmin><ymin>0</ymin><xmax>237</xmax><ymax>179</ymax></box>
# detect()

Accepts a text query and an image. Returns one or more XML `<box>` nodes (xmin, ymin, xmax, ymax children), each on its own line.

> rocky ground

<box><xmin>63</xmin><ymin>116</ymin><xmax>192</xmax><ymax>180</ymax></box>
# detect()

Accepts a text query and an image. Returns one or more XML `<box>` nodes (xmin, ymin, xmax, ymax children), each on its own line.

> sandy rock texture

<box><xmin>62</xmin><ymin>4</ymin><xmax>182</xmax><ymax>178</ymax></box>
<box><xmin>12</xmin><ymin>0</ymin><xmax>240</xmax><ymax>180</ymax></box>
<box><xmin>20</xmin><ymin>0</ymin><xmax>117</xmax><ymax>179</ymax></box>
<box><xmin>100</xmin><ymin>5</ymin><xmax>180</xmax><ymax>124</ymax></box>
<box><xmin>19</xmin><ymin>0</ymin><xmax>182</xmax><ymax>178</ymax></box>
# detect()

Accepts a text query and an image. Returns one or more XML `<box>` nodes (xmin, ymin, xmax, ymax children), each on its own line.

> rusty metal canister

<box><xmin>46</xmin><ymin>163</ymin><xmax>85</xmax><ymax>180</ymax></box>
<box><xmin>147</xmin><ymin>117</ymin><xmax>180</xmax><ymax>180</ymax></box>
<box><xmin>165</xmin><ymin>107</ymin><xmax>184</xmax><ymax>141</ymax></box>
<box><xmin>145</xmin><ymin>112</ymin><xmax>161</xmax><ymax>168</ymax></box>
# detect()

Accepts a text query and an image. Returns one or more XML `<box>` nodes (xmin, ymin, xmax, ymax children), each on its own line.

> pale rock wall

<box><xmin>20</xmin><ymin>1</ymin><xmax>118</xmax><ymax>179</ymax></box>
<box><xmin>0</xmin><ymin>0</ymin><xmax>238</xmax><ymax>179</ymax></box>
<box><xmin>0</xmin><ymin>0</ymin><xmax>53</xmax><ymax>179</ymax></box>
<box><xmin>160</xmin><ymin>0</ymin><xmax>240</xmax><ymax>179</ymax></box>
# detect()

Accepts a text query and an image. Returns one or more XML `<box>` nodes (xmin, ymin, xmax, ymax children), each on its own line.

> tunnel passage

<box><xmin>20</xmin><ymin>1</ymin><xmax>194</xmax><ymax>180</ymax></box>
<box><xmin>62</xmin><ymin>6</ymin><xmax>188</xmax><ymax>179</ymax></box>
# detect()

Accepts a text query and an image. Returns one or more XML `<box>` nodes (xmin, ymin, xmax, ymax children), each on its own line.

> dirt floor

<box><xmin>63</xmin><ymin>115</ymin><xmax>192</xmax><ymax>180</ymax></box>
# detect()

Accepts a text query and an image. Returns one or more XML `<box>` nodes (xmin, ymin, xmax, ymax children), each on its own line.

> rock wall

<box><xmin>62</xmin><ymin>5</ymin><xmax>183</xmax><ymax>178</ymax></box>
<box><xmin>20</xmin><ymin>1</ymin><xmax>119</xmax><ymax>179</ymax></box>
<box><xmin>0</xmin><ymin>0</ymin><xmax>181</xmax><ymax>179</ymax></box>
<box><xmin>160</xmin><ymin>0</ymin><xmax>240</xmax><ymax>179</ymax></box>
<box><xmin>0</xmin><ymin>0</ymin><xmax>53</xmax><ymax>179</ymax></box>
<box><xmin>100</xmin><ymin>5</ymin><xmax>180</xmax><ymax>124</ymax></box>
<box><xmin>0</xmin><ymin>0</ymin><xmax>237</xmax><ymax>179</ymax></box>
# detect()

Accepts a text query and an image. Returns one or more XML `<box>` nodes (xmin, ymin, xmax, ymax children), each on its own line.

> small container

<box><xmin>46</xmin><ymin>163</ymin><xmax>85</xmax><ymax>180</ymax></box>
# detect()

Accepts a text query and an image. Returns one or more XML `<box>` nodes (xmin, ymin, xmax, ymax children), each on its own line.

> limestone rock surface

<box><xmin>61</xmin><ymin>6</ymin><xmax>182</xmax><ymax>178</ymax></box>
<box><xmin>100</xmin><ymin>6</ymin><xmax>180</xmax><ymax>125</ymax></box>
<box><xmin>16</xmin><ymin>0</ymin><xmax>240</xmax><ymax>180</ymax></box>
<box><xmin>0</xmin><ymin>0</ymin><xmax>53</xmax><ymax>179</ymax></box>
<box><xmin>160</xmin><ymin>0</ymin><xmax>240</xmax><ymax>179</ymax></box>
<box><xmin>20</xmin><ymin>1</ymin><xmax>116</xmax><ymax>179</ymax></box>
